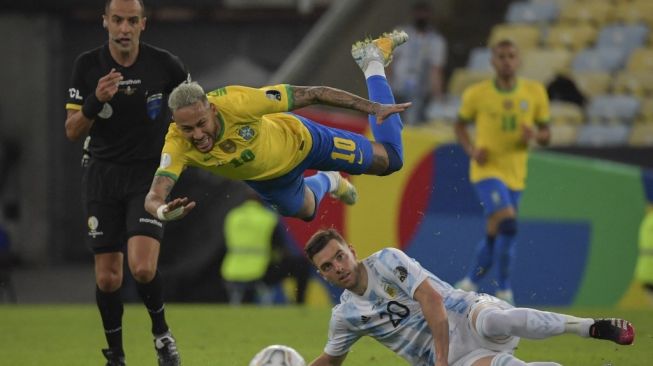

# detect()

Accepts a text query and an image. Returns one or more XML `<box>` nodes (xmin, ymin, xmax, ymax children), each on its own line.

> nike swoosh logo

<box><xmin>357</xmin><ymin>149</ymin><xmax>363</xmax><ymax>164</ymax></box>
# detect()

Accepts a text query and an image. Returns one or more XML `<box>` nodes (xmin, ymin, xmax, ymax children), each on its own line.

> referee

<box><xmin>64</xmin><ymin>1</ymin><xmax>188</xmax><ymax>365</ymax></box>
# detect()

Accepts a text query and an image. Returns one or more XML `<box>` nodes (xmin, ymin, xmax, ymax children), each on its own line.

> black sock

<box><xmin>136</xmin><ymin>271</ymin><xmax>169</xmax><ymax>336</ymax></box>
<box><xmin>96</xmin><ymin>286</ymin><xmax>124</xmax><ymax>352</ymax></box>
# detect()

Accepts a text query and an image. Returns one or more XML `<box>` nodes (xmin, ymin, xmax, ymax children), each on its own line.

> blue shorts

<box><xmin>473</xmin><ymin>178</ymin><xmax>522</xmax><ymax>216</ymax></box>
<box><xmin>245</xmin><ymin>114</ymin><xmax>374</xmax><ymax>216</ymax></box>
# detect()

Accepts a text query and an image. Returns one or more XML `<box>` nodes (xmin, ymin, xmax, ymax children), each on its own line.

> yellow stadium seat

<box><xmin>549</xmin><ymin>123</ymin><xmax>579</xmax><ymax>146</ymax></box>
<box><xmin>615</xmin><ymin>1</ymin><xmax>653</xmax><ymax>28</ymax></box>
<box><xmin>521</xmin><ymin>48</ymin><xmax>573</xmax><ymax>83</ymax></box>
<box><xmin>613</xmin><ymin>71</ymin><xmax>653</xmax><ymax>97</ymax></box>
<box><xmin>627</xmin><ymin>48</ymin><xmax>653</xmax><ymax>72</ymax></box>
<box><xmin>572</xmin><ymin>71</ymin><xmax>612</xmax><ymax>98</ymax></box>
<box><xmin>447</xmin><ymin>68</ymin><xmax>493</xmax><ymax>97</ymax></box>
<box><xmin>628</xmin><ymin>123</ymin><xmax>653</xmax><ymax>146</ymax></box>
<box><xmin>545</xmin><ymin>23</ymin><xmax>598</xmax><ymax>51</ymax></box>
<box><xmin>638</xmin><ymin>98</ymin><xmax>653</xmax><ymax>123</ymax></box>
<box><xmin>549</xmin><ymin>101</ymin><xmax>585</xmax><ymax>125</ymax></box>
<box><xmin>487</xmin><ymin>24</ymin><xmax>541</xmax><ymax>50</ymax></box>
<box><xmin>559</xmin><ymin>2</ymin><xmax>613</xmax><ymax>26</ymax></box>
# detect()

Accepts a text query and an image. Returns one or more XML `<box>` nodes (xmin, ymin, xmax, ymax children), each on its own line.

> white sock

<box><xmin>563</xmin><ymin>315</ymin><xmax>594</xmax><ymax>337</ymax></box>
<box><xmin>490</xmin><ymin>353</ymin><xmax>561</xmax><ymax>366</ymax></box>
<box><xmin>324</xmin><ymin>172</ymin><xmax>338</xmax><ymax>193</ymax></box>
<box><xmin>479</xmin><ymin>308</ymin><xmax>568</xmax><ymax>339</ymax></box>
<box><xmin>364</xmin><ymin>60</ymin><xmax>386</xmax><ymax>79</ymax></box>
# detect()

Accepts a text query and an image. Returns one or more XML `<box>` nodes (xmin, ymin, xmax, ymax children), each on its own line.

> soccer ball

<box><xmin>249</xmin><ymin>344</ymin><xmax>306</xmax><ymax>366</ymax></box>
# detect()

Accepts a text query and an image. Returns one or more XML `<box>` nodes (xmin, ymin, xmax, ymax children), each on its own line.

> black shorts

<box><xmin>82</xmin><ymin>158</ymin><xmax>164</xmax><ymax>254</ymax></box>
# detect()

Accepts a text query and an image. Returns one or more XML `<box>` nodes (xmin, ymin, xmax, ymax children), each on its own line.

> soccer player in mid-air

<box><xmin>144</xmin><ymin>30</ymin><xmax>411</xmax><ymax>222</ymax></box>
<box><xmin>305</xmin><ymin>228</ymin><xmax>635</xmax><ymax>366</ymax></box>
<box><xmin>453</xmin><ymin>39</ymin><xmax>551</xmax><ymax>304</ymax></box>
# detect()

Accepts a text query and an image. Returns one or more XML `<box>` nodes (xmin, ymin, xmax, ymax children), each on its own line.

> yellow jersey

<box><xmin>156</xmin><ymin>84</ymin><xmax>313</xmax><ymax>181</ymax></box>
<box><xmin>458</xmin><ymin>78</ymin><xmax>550</xmax><ymax>190</ymax></box>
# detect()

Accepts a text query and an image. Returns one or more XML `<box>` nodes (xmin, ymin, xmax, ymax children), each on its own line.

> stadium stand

<box><xmin>427</xmin><ymin>0</ymin><xmax>653</xmax><ymax>147</ymax></box>
<box><xmin>545</xmin><ymin>23</ymin><xmax>597</xmax><ymax>50</ymax></box>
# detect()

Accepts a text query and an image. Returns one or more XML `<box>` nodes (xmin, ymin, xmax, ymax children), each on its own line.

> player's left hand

<box><xmin>373</xmin><ymin>102</ymin><xmax>412</xmax><ymax>124</ymax></box>
<box><xmin>157</xmin><ymin>197</ymin><xmax>196</xmax><ymax>221</ymax></box>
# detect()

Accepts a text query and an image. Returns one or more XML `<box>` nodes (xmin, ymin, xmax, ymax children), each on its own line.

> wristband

<box><xmin>156</xmin><ymin>204</ymin><xmax>184</xmax><ymax>221</ymax></box>
<box><xmin>81</xmin><ymin>94</ymin><xmax>104</xmax><ymax>119</ymax></box>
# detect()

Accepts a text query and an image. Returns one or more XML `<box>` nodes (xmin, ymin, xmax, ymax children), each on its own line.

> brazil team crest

<box><xmin>237</xmin><ymin>126</ymin><xmax>256</xmax><ymax>140</ymax></box>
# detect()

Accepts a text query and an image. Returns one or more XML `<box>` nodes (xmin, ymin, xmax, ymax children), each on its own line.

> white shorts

<box><xmin>448</xmin><ymin>292</ymin><xmax>520</xmax><ymax>366</ymax></box>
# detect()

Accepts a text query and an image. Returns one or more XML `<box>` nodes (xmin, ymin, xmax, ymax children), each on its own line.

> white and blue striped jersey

<box><xmin>324</xmin><ymin>248</ymin><xmax>477</xmax><ymax>366</ymax></box>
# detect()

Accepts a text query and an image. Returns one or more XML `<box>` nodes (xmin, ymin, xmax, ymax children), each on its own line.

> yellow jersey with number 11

<box><xmin>458</xmin><ymin>78</ymin><xmax>550</xmax><ymax>190</ymax></box>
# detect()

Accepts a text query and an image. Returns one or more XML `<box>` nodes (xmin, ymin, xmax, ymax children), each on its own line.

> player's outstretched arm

<box><xmin>145</xmin><ymin>175</ymin><xmax>196</xmax><ymax>221</ymax></box>
<box><xmin>308</xmin><ymin>352</ymin><xmax>347</xmax><ymax>366</ymax></box>
<box><xmin>414</xmin><ymin>280</ymin><xmax>449</xmax><ymax>366</ymax></box>
<box><xmin>290</xmin><ymin>85</ymin><xmax>410</xmax><ymax>124</ymax></box>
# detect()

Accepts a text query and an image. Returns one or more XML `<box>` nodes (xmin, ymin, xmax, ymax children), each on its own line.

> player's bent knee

<box><xmin>379</xmin><ymin>142</ymin><xmax>403</xmax><ymax>176</ymax></box>
<box><xmin>130</xmin><ymin>266</ymin><xmax>156</xmax><ymax>283</ymax></box>
<box><xmin>96</xmin><ymin>273</ymin><xmax>122</xmax><ymax>292</ymax></box>
<box><xmin>489</xmin><ymin>353</ymin><xmax>528</xmax><ymax>366</ymax></box>
<box><xmin>498</xmin><ymin>218</ymin><xmax>517</xmax><ymax>236</ymax></box>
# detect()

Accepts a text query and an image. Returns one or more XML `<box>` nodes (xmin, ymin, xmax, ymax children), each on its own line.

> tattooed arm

<box><xmin>290</xmin><ymin>86</ymin><xmax>410</xmax><ymax>124</ymax></box>
<box><xmin>144</xmin><ymin>175</ymin><xmax>196</xmax><ymax>221</ymax></box>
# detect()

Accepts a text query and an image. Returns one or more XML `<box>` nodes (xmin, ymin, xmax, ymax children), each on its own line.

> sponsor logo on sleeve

<box><xmin>68</xmin><ymin>88</ymin><xmax>82</xmax><ymax>100</ymax></box>
<box><xmin>265</xmin><ymin>90</ymin><xmax>282</xmax><ymax>101</ymax></box>
<box><xmin>159</xmin><ymin>153</ymin><xmax>171</xmax><ymax>169</ymax></box>
<box><xmin>394</xmin><ymin>266</ymin><xmax>408</xmax><ymax>282</ymax></box>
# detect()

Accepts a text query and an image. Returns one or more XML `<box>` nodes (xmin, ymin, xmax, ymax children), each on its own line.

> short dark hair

<box><xmin>105</xmin><ymin>0</ymin><xmax>145</xmax><ymax>15</ymax></box>
<box><xmin>304</xmin><ymin>228</ymin><xmax>347</xmax><ymax>264</ymax></box>
<box><xmin>491</xmin><ymin>39</ymin><xmax>518</xmax><ymax>53</ymax></box>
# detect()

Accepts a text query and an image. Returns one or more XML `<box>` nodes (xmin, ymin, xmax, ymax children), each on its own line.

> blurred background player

<box><xmin>390</xmin><ymin>0</ymin><xmax>447</xmax><ymax>125</ymax></box>
<box><xmin>453</xmin><ymin>39</ymin><xmax>550</xmax><ymax>304</ymax></box>
<box><xmin>145</xmin><ymin>31</ymin><xmax>410</xmax><ymax>223</ymax></box>
<box><xmin>221</xmin><ymin>187</ymin><xmax>310</xmax><ymax>305</ymax></box>
<box><xmin>63</xmin><ymin>0</ymin><xmax>188</xmax><ymax>364</ymax></box>
<box><xmin>304</xmin><ymin>228</ymin><xmax>635</xmax><ymax>366</ymax></box>
<box><xmin>636</xmin><ymin>170</ymin><xmax>653</xmax><ymax>305</ymax></box>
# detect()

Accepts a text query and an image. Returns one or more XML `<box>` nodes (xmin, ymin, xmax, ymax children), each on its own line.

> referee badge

<box><xmin>146</xmin><ymin>92</ymin><xmax>163</xmax><ymax>120</ymax></box>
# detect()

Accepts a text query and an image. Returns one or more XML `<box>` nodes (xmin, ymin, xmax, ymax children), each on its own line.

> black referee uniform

<box><xmin>65</xmin><ymin>42</ymin><xmax>188</xmax><ymax>252</ymax></box>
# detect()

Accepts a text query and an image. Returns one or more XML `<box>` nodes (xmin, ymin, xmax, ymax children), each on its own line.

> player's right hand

<box><xmin>472</xmin><ymin>147</ymin><xmax>488</xmax><ymax>165</ymax></box>
<box><xmin>374</xmin><ymin>102</ymin><xmax>412</xmax><ymax>124</ymax></box>
<box><xmin>95</xmin><ymin>68</ymin><xmax>123</xmax><ymax>102</ymax></box>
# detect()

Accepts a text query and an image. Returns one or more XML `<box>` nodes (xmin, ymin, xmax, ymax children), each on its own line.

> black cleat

<box><xmin>154</xmin><ymin>333</ymin><xmax>181</xmax><ymax>366</ymax></box>
<box><xmin>102</xmin><ymin>348</ymin><xmax>125</xmax><ymax>366</ymax></box>
<box><xmin>589</xmin><ymin>318</ymin><xmax>635</xmax><ymax>345</ymax></box>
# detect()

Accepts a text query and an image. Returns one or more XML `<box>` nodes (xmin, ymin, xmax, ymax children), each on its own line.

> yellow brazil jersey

<box><xmin>458</xmin><ymin>78</ymin><xmax>550</xmax><ymax>190</ymax></box>
<box><xmin>156</xmin><ymin>84</ymin><xmax>313</xmax><ymax>181</ymax></box>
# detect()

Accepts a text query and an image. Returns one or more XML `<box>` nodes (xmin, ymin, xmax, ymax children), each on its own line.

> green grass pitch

<box><xmin>0</xmin><ymin>305</ymin><xmax>650</xmax><ymax>365</ymax></box>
